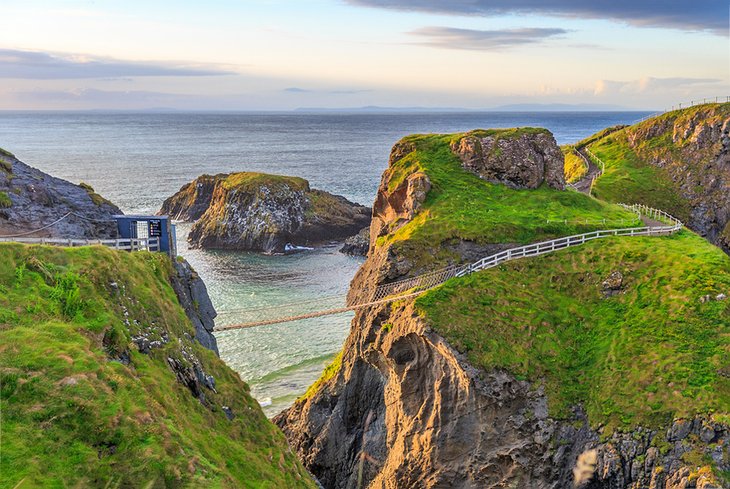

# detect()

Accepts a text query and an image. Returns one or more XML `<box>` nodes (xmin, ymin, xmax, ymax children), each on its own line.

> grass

<box><xmin>379</xmin><ymin>131</ymin><xmax>642</xmax><ymax>270</ymax></box>
<box><xmin>79</xmin><ymin>181</ymin><xmax>116</xmax><ymax>208</ymax></box>
<box><xmin>588</xmin><ymin>130</ymin><xmax>691</xmax><ymax>222</ymax></box>
<box><xmin>0</xmin><ymin>244</ymin><xmax>315</xmax><ymax>488</ymax></box>
<box><xmin>416</xmin><ymin>230</ymin><xmax>730</xmax><ymax>433</ymax></box>
<box><xmin>300</xmin><ymin>351</ymin><xmax>343</xmax><ymax>401</ymax></box>
<box><xmin>222</xmin><ymin>172</ymin><xmax>309</xmax><ymax>192</ymax></box>
<box><xmin>563</xmin><ymin>147</ymin><xmax>587</xmax><ymax>183</ymax></box>
<box><xmin>587</xmin><ymin>103</ymin><xmax>730</xmax><ymax>224</ymax></box>
<box><xmin>0</xmin><ymin>191</ymin><xmax>11</xmax><ymax>208</ymax></box>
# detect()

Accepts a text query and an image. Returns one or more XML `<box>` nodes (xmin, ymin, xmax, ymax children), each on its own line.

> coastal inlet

<box><xmin>175</xmin><ymin>222</ymin><xmax>364</xmax><ymax>416</ymax></box>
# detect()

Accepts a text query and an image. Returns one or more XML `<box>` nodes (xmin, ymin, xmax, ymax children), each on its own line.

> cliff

<box><xmin>0</xmin><ymin>244</ymin><xmax>315</xmax><ymax>487</ymax></box>
<box><xmin>160</xmin><ymin>172</ymin><xmax>371</xmax><ymax>253</ymax></box>
<box><xmin>0</xmin><ymin>149</ymin><xmax>121</xmax><ymax>238</ymax></box>
<box><xmin>584</xmin><ymin>103</ymin><xmax>730</xmax><ymax>254</ymax></box>
<box><xmin>275</xmin><ymin>128</ymin><xmax>730</xmax><ymax>488</ymax></box>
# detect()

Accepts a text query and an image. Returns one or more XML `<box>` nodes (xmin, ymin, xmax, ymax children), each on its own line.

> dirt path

<box><xmin>571</xmin><ymin>147</ymin><xmax>601</xmax><ymax>194</ymax></box>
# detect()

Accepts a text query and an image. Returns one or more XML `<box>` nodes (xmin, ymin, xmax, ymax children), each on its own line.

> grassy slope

<box><xmin>562</xmin><ymin>147</ymin><xmax>587</xmax><ymax>183</ymax></box>
<box><xmin>381</xmin><ymin>130</ymin><xmax>641</xmax><ymax>269</ymax></box>
<box><xmin>417</xmin><ymin>230</ymin><xmax>730</xmax><ymax>432</ymax></box>
<box><xmin>0</xmin><ymin>244</ymin><xmax>314</xmax><ymax>488</ymax></box>
<box><xmin>588</xmin><ymin>103</ymin><xmax>730</xmax><ymax>224</ymax></box>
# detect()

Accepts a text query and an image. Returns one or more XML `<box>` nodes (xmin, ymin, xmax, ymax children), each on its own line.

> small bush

<box><xmin>0</xmin><ymin>191</ymin><xmax>12</xmax><ymax>208</ymax></box>
<box><xmin>50</xmin><ymin>271</ymin><xmax>84</xmax><ymax>318</ymax></box>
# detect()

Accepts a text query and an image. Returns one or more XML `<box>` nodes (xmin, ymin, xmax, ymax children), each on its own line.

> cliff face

<box><xmin>0</xmin><ymin>149</ymin><xmax>121</xmax><ymax>238</ymax></box>
<box><xmin>0</xmin><ymin>244</ymin><xmax>315</xmax><ymax>487</ymax></box>
<box><xmin>276</xmin><ymin>130</ymin><xmax>730</xmax><ymax>488</ymax></box>
<box><xmin>170</xmin><ymin>258</ymin><xmax>219</xmax><ymax>355</ymax></box>
<box><xmin>160</xmin><ymin>172</ymin><xmax>371</xmax><ymax>253</ymax></box>
<box><xmin>589</xmin><ymin>103</ymin><xmax>730</xmax><ymax>254</ymax></box>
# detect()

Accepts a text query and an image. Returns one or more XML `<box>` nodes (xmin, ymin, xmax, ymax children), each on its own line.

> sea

<box><xmin>0</xmin><ymin>110</ymin><xmax>651</xmax><ymax>416</ymax></box>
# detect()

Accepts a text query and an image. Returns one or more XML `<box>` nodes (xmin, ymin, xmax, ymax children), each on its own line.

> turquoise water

<box><xmin>0</xmin><ymin>110</ymin><xmax>650</xmax><ymax>416</ymax></box>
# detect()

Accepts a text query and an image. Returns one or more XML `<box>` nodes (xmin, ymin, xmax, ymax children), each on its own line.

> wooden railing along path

<box><xmin>0</xmin><ymin>236</ymin><xmax>160</xmax><ymax>252</ymax></box>
<box><xmin>215</xmin><ymin>204</ymin><xmax>682</xmax><ymax>331</ymax></box>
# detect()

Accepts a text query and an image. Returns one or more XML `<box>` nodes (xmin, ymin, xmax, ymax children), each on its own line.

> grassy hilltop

<box><xmin>380</xmin><ymin>129</ymin><xmax>641</xmax><ymax>269</ymax></box>
<box><xmin>0</xmin><ymin>244</ymin><xmax>315</xmax><ymax>488</ymax></box>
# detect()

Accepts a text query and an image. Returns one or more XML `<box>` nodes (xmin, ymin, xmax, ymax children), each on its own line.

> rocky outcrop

<box><xmin>0</xmin><ymin>149</ymin><xmax>121</xmax><ymax>238</ymax></box>
<box><xmin>169</xmin><ymin>258</ymin><xmax>219</xmax><ymax>355</ymax></box>
<box><xmin>160</xmin><ymin>172</ymin><xmax>371</xmax><ymax>253</ymax></box>
<box><xmin>340</xmin><ymin>227</ymin><xmax>370</xmax><ymax>256</ymax></box>
<box><xmin>451</xmin><ymin>129</ymin><xmax>566</xmax><ymax>190</ymax></box>
<box><xmin>275</xmin><ymin>134</ymin><xmax>728</xmax><ymax>488</ymax></box>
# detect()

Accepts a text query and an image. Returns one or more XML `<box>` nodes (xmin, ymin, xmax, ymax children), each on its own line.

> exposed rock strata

<box><xmin>0</xmin><ymin>149</ymin><xmax>121</xmax><ymax>238</ymax></box>
<box><xmin>160</xmin><ymin>172</ymin><xmax>371</xmax><ymax>253</ymax></box>
<box><xmin>169</xmin><ymin>258</ymin><xmax>219</xmax><ymax>355</ymax></box>
<box><xmin>276</xmin><ymin>135</ymin><xmax>728</xmax><ymax>489</ymax></box>
<box><xmin>451</xmin><ymin>129</ymin><xmax>566</xmax><ymax>190</ymax></box>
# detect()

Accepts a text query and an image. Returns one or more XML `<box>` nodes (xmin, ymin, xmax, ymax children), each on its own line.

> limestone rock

<box><xmin>160</xmin><ymin>172</ymin><xmax>371</xmax><ymax>253</ymax></box>
<box><xmin>0</xmin><ymin>149</ymin><xmax>121</xmax><ymax>238</ymax></box>
<box><xmin>450</xmin><ymin>129</ymin><xmax>565</xmax><ymax>190</ymax></box>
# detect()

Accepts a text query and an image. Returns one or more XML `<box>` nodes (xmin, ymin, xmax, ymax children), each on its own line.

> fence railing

<box><xmin>362</xmin><ymin>204</ymin><xmax>682</xmax><ymax>304</ymax></box>
<box><xmin>0</xmin><ymin>236</ymin><xmax>160</xmax><ymax>252</ymax></box>
<box><xmin>634</xmin><ymin>95</ymin><xmax>730</xmax><ymax>124</ymax></box>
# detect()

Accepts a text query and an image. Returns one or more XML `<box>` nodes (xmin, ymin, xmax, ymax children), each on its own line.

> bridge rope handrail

<box><xmin>215</xmin><ymin>203</ymin><xmax>683</xmax><ymax>331</ymax></box>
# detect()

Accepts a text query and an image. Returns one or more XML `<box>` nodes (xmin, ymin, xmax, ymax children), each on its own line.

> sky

<box><xmin>0</xmin><ymin>0</ymin><xmax>728</xmax><ymax>110</ymax></box>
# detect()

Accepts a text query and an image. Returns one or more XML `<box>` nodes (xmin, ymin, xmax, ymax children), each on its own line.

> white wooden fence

<box><xmin>363</xmin><ymin>203</ymin><xmax>682</xmax><ymax>303</ymax></box>
<box><xmin>0</xmin><ymin>236</ymin><xmax>160</xmax><ymax>252</ymax></box>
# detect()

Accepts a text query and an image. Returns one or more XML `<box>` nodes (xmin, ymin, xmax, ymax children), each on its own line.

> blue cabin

<box><xmin>113</xmin><ymin>215</ymin><xmax>177</xmax><ymax>257</ymax></box>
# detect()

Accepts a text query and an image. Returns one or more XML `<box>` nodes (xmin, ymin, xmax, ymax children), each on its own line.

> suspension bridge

<box><xmin>214</xmin><ymin>203</ymin><xmax>683</xmax><ymax>332</ymax></box>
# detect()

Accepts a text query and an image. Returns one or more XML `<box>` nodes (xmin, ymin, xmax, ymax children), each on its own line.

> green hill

<box><xmin>0</xmin><ymin>244</ymin><xmax>315</xmax><ymax>488</ymax></box>
<box><xmin>380</xmin><ymin>130</ymin><xmax>641</xmax><ymax>270</ymax></box>
<box><xmin>417</xmin><ymin>230</ymin><xmax>730</xmax><ymax>432</ymax></box>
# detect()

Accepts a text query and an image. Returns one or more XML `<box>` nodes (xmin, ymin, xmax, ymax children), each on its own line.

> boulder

<box><xmin>450</xmin><ymin>129</ymin><xmax>566</xmax><ymax>190</ymax></box>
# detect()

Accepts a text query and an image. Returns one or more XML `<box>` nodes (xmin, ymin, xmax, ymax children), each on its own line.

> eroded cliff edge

<box><xmin>275</xmin><ymin>128</ymin><xmax>730</xmax><ymax>488</ymax></box>
<box><xmin>160</xmin><ymin>172</ymin><xmax>371</xmax><ymax>253</ymax></box>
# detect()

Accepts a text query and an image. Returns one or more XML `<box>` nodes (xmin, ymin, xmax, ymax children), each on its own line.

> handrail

<box><xmin>634</xmin><ymin>95</ymin><xmax>730</xmax><ymax>124</ymax></box>
<box><xmin>0</xmin><ymin>236</ymin><xmax>160</xmax><ymax>252</ymax></box>
<box><xmin>362</xmin><ymin>203</ymin><xmax>681</xmax><ymax>305</ymax></box>
<box><xmin>218</xmin><ymin>204</ymin><xmax>683</xmax><ymax>331</ymax></box>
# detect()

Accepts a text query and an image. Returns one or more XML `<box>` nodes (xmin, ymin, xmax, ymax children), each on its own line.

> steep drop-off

<box><xmin>0</xmin><ymin>244</ymin><xmax>315</xmax><ymax>488</ymax></box>
<box><xmin>584</xmin><ymin>103</ymin><xmax>730</xmax><ymax>254</ymax></box>
<box><xmin>160</xmin><ymin>172</ymin><xmax>371</xmax><ymax>253</ymax></box>
<box><xmin>276</xmin><ymin>128</ymin><xmax>730</xmax><ymax>488</ymax></box>
<box><xmin>0</xmin><ymin>149</ymin><xmax>121</xmax><ymax>238</ymax></box>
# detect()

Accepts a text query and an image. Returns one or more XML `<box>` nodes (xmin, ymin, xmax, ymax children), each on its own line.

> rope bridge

<box><xmin>214</xmin><ymin>204</ymin><xmax>683</xmax><ymax>332</ymax></box>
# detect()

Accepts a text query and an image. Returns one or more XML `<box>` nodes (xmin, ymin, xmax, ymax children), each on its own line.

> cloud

<box><xmin>594</xmin><ymin>76</ymin><xmax>724</xmax><ymax>95</ymax></box>
<box><xmin>346</xmin><ymin>0</ymin><xmax>728</xmax><ymax>34</ymax></box>
<box><xmin>409</xmin><ymin>26</ymin><xmax>568</xmax><ymax>50</ymax></box>
<box><xmin>0</xmin><ymin>49</ymin><xmax>237</xmax><ymax>79</ymax></box>
<box><xmin>283</xmin><ymin>87</ymin><xmax>373</xmax><ymax>95</ymax></box>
